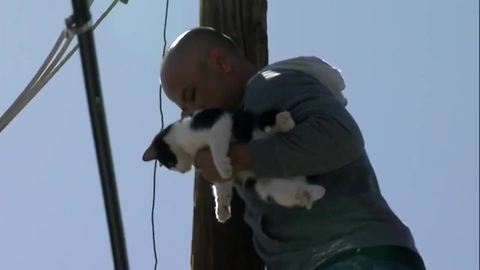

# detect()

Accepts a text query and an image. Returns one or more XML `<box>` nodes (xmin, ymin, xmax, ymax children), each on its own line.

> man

<box><xmin>160</xmin><ymin>27</ymin><xmax>425</xmax><ymax>270</ymax></box>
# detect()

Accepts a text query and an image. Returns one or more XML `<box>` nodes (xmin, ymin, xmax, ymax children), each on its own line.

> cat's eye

<box><xmin>163</xmin><ymin>162</ymin><xmax>174</xmax><ymax>168</ymax></box>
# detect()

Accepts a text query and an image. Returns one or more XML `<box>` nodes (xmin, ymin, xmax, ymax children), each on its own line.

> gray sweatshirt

<box><xmin>236</xmin><ymin>57</ymin><xmax>420</xmax><ymax>270</ymax></box>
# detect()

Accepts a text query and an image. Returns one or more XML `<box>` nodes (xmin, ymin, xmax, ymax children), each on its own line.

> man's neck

<box><xmin>234</xmin><ymin>63</ymin><xmax>258</xmax><ymax>110</ymax></box>
<box><xmin>240</xmin><ymin>62</ymin><xmax>259</xmax><ymax>86</ymax></box>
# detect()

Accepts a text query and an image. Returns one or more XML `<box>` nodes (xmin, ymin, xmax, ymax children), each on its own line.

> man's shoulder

<box><xmin>245</xmin><ymin>56</ymin><xmax>347</xmax><ymax>107</ymax></box>
<box><xmin>247</xmin><ymin>56</ymin><xmax>322</xmax><ymax>88</ymax></box>
<box><xmin>245</xmin><ymin>67</ymin><xmax>317</xmax><ymax>99</ymax></box>
<box><xmin>242</xmin><ymin>68</ymin><xmax>327</xmax><ymax>112</ymax></box>
<box><xmin>266</xmin><ymin>56</ymin><xmax>324</xmax><ymax>69</ymax></box>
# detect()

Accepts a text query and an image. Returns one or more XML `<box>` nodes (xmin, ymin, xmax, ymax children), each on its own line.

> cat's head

<box><xmin>142</xmin><ymin>125</ymin><xmax>193</xmax><ymax>173</ymax></box>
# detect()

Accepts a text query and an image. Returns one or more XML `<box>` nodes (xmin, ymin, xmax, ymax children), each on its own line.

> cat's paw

<box><xmin>275</xmin><ymin>111</ymin><xmax>295</xmax><ymax>132</ymax></box>
<box><xmin>295</xmin><ymin>190</ymin><xmax>313</xmax><ymax>209</ymax></box>
<box><xmin>309</xmin><ymin>185</ymin><xmax>326</xmax><ymax>201</ymax></box>
<box><xmin>215</xmin><ymin>204</ymin><xmax>231</xmax><ymax>223</ymax></box>
<box><xmin>295</xmin><ymin>185</ymin><xmax>326</xmax><ymax>209</ymax></box>
<box><xmin>216</xmin><ymin>157</ymin><xmax>233</xmax><ymax>179</ymax></box>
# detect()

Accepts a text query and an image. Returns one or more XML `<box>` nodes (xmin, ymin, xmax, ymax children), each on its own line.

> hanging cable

<box><xmin>152</xmin><ymin>0</ymin><xmax>170</xmax><ymax>269</ymax></box>
<box><xmin>32</xmin><ymin>32</ymin><xmax>75</xmax><ymax>93</ymax></box>
<box><xmin>0</xmin><ymin>31</ymin><xmax>68</xmax><ymax>133</ymax></box>
<box><xmin>44</xmin><ymin>0</ymin><xmax>120</xmax><ymax>87</ymax></box>
<box><xmin>151</xmin><ymin>160</ymin><xmax>160</xmax><ymax>269</ymax></box>
<box><xmin>158</xmin><ymin>0</ymin><xmax>169</xmax><ymax>124</ymax></box>
<box><xmin>0</xmin><ymin>0</ymin><xmax>123</xmax><ymax>133</ymax></box>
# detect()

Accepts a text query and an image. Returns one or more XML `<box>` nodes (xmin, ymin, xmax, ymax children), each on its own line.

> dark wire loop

<box><xmin>152</xmin><ymin>161</ymin><xmax>159</xmax><ymax>270</ymax></box>
<box><xmin>152</xmin><ymin>1</ymin><xmax>170</xmax><ymax>269</ymax></box>
<box><xmin>65</xmin><ymin>15</ymin><xmax>93</xmax><ymax>35</ymax></box>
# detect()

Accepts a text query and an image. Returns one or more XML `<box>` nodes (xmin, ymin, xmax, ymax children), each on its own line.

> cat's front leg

<box><xmin>208</xmin><ymin>115</ymin><xmax>233</xmax><ymax>179</ymax></box>
<box><xmin>263</xmin><ymin>111</ymin><xmax>296</xmax><ymax>134</ymax></box>
<box><xmin>274</xmin><ymin>111</ymin><xmax>296</xmax><ymax>132</ymax></box>
<box><xmin>212</xmin><ymin>181</ymin><xmax>234</xmax><ymax>223</ymax></box>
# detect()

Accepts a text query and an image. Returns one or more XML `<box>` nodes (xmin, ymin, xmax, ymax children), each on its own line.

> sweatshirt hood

<box><xmin>262</xmin><ymin>56</ymin><xmax>347</xmax><ymax>106</ymax></box>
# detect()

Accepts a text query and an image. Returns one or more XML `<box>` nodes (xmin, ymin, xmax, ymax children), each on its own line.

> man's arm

<box><xmin>195</xmin><ymin>70</ymin><xmax>364</xmax><ymax>181</ymax></box>
<box><xmin>242</xmin><ymin>70</ymin><xmax>364</xmax><ymax>178</ymax></box>
<box><xmin>194</xmin><ymin>143</ymin><xmax>251</xmax><ymax>182</ymax></box>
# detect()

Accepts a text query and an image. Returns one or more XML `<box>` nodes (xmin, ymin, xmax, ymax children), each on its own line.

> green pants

<box><xmin>316</xmin><ymin>254</ymin><xmax>425</xmax><ymax>270</ymax></box>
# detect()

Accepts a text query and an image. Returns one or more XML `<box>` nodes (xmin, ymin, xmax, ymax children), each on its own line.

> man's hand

<box><xmin>194</xmin><ymin>143</ymin><xmax>252</xmax><ymax>183</ymax></box>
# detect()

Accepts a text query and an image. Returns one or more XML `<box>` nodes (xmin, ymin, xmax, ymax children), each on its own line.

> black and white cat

<box><xmin>142</xmin><ymin>108</ymin><xmax>326</xmax><ymax>222</ymax></box>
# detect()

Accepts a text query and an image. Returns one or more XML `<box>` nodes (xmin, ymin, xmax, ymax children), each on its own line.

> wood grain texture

<box><xmin>191</xmin><ymin>1</ymin><xmax>268</xmax><ymax>269</ymax></box>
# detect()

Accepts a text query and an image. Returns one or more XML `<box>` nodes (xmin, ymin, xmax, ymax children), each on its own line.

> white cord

<box><xmin>31</xmin><ymin>32</ymin><xmax>75</xmax><ymax>98</ymax></box>
<box><xmin>51</xmin><ymin>0</ymin><xmax>119</xmax><ymax>79</ymax></box>
<box><xmin>0</xmin><ymin>0</ymin><xmax>121</xmax><ymax>133</ymax></box>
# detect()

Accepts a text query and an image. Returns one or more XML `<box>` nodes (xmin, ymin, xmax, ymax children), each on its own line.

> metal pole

<box><xmin>67</xmin><ymin>1</ymin><xmax>129</xmax><ymax>269</ymax></box>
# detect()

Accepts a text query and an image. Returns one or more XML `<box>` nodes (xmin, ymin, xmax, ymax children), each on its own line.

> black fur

<box><xmin>265</xmin><ymin>195</ymin><xmax>277</xmax><ymax>204</ymax></box>
<box><xmin>256</xmin><ymin>109</ymin><xmax>281</xmax><ymax>131</ymax></box>
<box><xmin>190</xmin><ymin>108</ymin><xmax>224</xmax><ymax>130</ymax></box>
<box><xmin>150</xmin><ymin>125</ymin><xmax>177</xmax><ymax>168</ymax></box>
<box><xmin>306</xmin><ymin>175</ymin><xmax>323</xmax><ymax>185</ymax></box>
<box><xmin>232</xmin><ymin>110</ymin><xmax>255</xmax><ymax>142</ymax></box>
<box><xmin>146</xmin><ymin>108</ymin><xmax>286</xmax><ymax>170</ymax></box>
<box><xmin>232</xmin><ymin>109</ymin><xmax>282</xmax><ymax>142</ymax></box>
<box><xmin>244</xmin><ymin>177</ymin><xmax>257</xmax><ymax>189</ymax></box>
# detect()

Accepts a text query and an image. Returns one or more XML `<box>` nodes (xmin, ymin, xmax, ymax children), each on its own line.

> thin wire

<box><xmin>152</xmin><ymin>161</ymin><xmax>159</xmax><ymax>270</ymax></box>
<box><xmin>158</xmin><ymin>0</ymin><xmax>169</xmax><ymax>123</ymax></box>
<box><xmin>162</xmin><ymin>0</ymin><xmax>170</xmax><ymax>58</ymax></box>
<box><xmin>0</xmin><ymin>31</ymin><xmax>67</xmax><ymax>132</ymax></box>
<box><xmin>151</xmin><ymin>1</ymin><xmax>169</xmax><ymax>269</ymax></box>
<box><xmin>24</xmin><ymin>32</ymin><xmax>67</xmax><ymax>97</ymax></box>
<box><xmin>31</xmin><ymin>32</ymin><xmax>75</xmax><ymax>93</ymax></box>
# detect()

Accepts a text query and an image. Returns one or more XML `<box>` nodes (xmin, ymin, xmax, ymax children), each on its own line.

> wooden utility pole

<box><xmin>191</xmin><ymin>1</ymin><xmax>268</xmax><ymax>270</ymax></box>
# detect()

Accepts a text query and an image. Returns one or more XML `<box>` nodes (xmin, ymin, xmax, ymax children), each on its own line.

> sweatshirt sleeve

<box><xmin>244</xmin><ymin>70</ymin><xmax>365</xmax><ymax>178</ymax></box>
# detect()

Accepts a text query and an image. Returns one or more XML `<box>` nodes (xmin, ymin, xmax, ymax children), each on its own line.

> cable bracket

<box><xmin>65</xmin><ymin>15</ymin><xmax>92</xmax><ymax>35</ymax></box>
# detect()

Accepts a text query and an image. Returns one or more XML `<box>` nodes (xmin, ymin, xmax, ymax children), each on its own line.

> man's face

<box><xmin>161</xmin><ymin>48</ymin><xmax>242</xmax><ymax>116</ymax></box>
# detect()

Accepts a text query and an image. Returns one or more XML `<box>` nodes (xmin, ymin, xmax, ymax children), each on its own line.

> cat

<box><xmin>142</xmin><ymin>108</ymin><xmax>326</xmax><ymax>223</ymax></box>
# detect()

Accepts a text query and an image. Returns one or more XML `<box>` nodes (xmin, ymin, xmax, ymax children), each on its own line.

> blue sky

<box><xmin>0</xmin><ymin>1</ymin><xmax>478</xmax><ymax>269</ymax></box>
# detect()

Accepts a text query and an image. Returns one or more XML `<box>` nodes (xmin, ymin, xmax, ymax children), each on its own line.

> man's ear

<box><xmin>142</xmin><ymin>145</ymin><xmax>157</xmax><ymax>161</ymax></box>
<box><xmin>207</xmin><ymin>47</ymin><xmax>231</xmax><ymax>73</ymax></box>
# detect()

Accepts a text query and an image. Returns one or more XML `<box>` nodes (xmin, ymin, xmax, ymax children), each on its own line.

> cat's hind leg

<box><xmin>295</xmin><ymin>184</ymin><xmax>326</xmax><ymax>209</ymax></box>
<box><xmin>255</xmin><ymin>177</ymin><xmax>326</xmax><ymax>209</ymax></box>
<box><xmin>212</xmin><ymin>181</ymin><xmax>234</xmax><ymax>223</ymax></box>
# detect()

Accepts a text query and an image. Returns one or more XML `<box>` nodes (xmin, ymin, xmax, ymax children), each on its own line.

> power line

<box><xmin>0</xmin><ymin>0</ymin><xmax>123</xmax><ymax>133</ymax></box>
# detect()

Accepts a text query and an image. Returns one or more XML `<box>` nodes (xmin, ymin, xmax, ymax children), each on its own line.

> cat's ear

<box><xmin>142</xmin><ymin>145</ymin><xmax>157</xmax><ymax>161</ymax></box>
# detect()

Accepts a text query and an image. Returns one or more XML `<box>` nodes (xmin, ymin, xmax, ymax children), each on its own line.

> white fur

<box><xmin>254</xmin><ymin>177</ymin><xmax>326</xmax><ymax>210</ymax></box>
<box><xmin>161</xmin><ymin>110</ymin><xmax>326</xmax><ymax>223</ymax></box>
<box><xmin>158</xmin><ymin>111</ymin><xmax>236</xmax><ymax>223</ymax></box>
<box><xmin>212</xmin><ymin>181</ymin><xmax>234</xmax><ymax>223</ymax></box>
<box><xmin>162</xmin><ymin>113</ymin><xmax>233</xmax><ymax>177</ymax></box>
<box><xmin>238</xmin><ymin>111</ymin><xmax>326</xmax><ymax>211</ymax></box>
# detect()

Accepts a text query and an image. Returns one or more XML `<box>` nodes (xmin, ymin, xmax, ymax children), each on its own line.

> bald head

<box><xmin>169</xmin><ymin>27</ymin><xmax>239</xmax><ymax>56</ymax></box>
<box><xmin>161</xmin><ymin>27</ymin><xmax>241</xmax><ymax>78</ymax></box>
<box><xmin>160</xmin><ymin>27</ymin><xmax>256</xmax><ymax>115</ymax></box>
